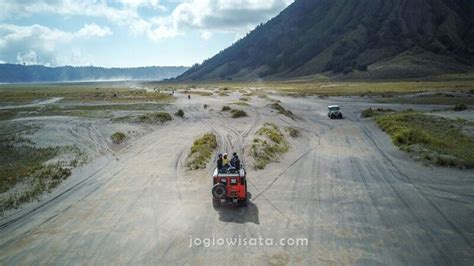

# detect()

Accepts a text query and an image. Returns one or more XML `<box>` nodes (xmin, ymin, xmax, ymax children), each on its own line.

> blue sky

<box><xmin>0</xmin><ymin>0</ymin><xmax>293</xmax><ymax>67</ymax></box>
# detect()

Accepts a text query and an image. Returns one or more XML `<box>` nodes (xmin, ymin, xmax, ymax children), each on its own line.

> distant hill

<box><xmin>177</xmin><ymin>0</ymin><xmax>474</xmax><ymax>81</ymax></box>
<box><xmin>0</xmin><ymin>64</ymin><xmax>189</xmax><ymax>83</ymax></box>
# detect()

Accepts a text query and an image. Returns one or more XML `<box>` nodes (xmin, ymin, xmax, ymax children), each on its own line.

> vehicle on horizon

<box><xmin>212</xmin><ymin>167</ymin><xmax>248</xmax><ymax>208</ymax></box>
<box><xmin>328</xmin><ymin>105</ymin><xmax>343</xmax><ymax>119</ymax></box>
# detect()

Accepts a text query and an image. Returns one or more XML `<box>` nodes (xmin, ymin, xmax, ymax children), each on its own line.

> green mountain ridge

<box><xmin>177</xmin><ymin>0</ymin><xmax>474</xmax><ymax>81</ymax></box>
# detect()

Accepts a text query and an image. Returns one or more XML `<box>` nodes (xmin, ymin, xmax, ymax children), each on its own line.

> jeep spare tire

<box><xmin>212</xmin><ymin>184</ymin><xmax>226</xmax><ymax>199</ymax></box>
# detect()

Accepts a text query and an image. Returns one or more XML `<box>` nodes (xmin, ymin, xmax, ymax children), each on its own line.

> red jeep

<box><xmin>212</xmin><ymin>167</ymin><xmax>248</xmax><ymax>207</ymax></box>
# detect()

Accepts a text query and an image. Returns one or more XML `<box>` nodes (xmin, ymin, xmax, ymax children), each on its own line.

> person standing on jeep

<box><xmin>230</xmin><ymin>152</ymin><xmax>240</xmax><ymax>170</ymax></box>
<box><xmin>222</xmin><ymin>153</ymin><xmax>230</xmax><ymax>167</ymax></box>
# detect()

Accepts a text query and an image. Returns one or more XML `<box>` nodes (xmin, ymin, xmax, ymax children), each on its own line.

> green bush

<box><xmin>135</xmin><ymin>112</ymin><xmax>172</xmax><ymax>123</ymax></box>
<box><xmin>361</xmin><ymin>108</ymin><xmax>395</xmax><ymax>118</ymax></box>
<box><xmin>111</xmin><ymin>132</ymin><xmax>126</xmax><ymax>144</ymax></box>
<box><xmin>251</xmin><ymin>123</ymin><xmax>289</xmax><ymax>170</ymax></box>
<box><xmin>230</xmin><ymin>109</ymin><xmax>248</xmax><ymax>118</ymax></box>
<box><xmin>186</xmin><ymin>133</ymin><xmax>218</xmax><ymax>170</ymax></box>
<box><xmin>269</xmin><ymin>103</ymin><xmax>294</xmax><ymax>119</ymax></box>
<box><xmin>175</xmin><ymin>109</ymin><xmax>184</xmax><ymax>117</ymax></box>
<box><xmin>221</xmin><ymin>106</ymin><xmax>231</xmax><ymax>112</ymax></box>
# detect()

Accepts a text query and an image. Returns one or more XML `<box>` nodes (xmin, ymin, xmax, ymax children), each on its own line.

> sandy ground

<box><xmin>0</xmin><ymin>92</ymin><xmax>473</xmax><ymax>265</ymax></box>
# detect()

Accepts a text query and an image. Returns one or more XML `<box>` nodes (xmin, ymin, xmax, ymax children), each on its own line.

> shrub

<box><xmin>230</xmin><ymin>109</ymin><xmax>248</xmax><ymax>118</ymax></box>
<box><xmin>251</xmin><ymin>123</ymin><xmax>289</xmax><ymax>170</ymax></box>
<box><xmin>361</xmin><ymin>108</ymin><xmax>395</xmax><ymax>118</ymax></box>
<box><xmin>111</xmin><ymin>132</ymin><xmax>126</xmax><ymax>144</ymax></box>
<box><xmin>138</xmin><ymin>112</ymin><xmax>172</xmax><ymax>123</ymax></box>
<box><xmin>186</xmin><ymin>133</ymin><xmax>218</xmax><ymax>170</ymax></box>
<box><xmin>175</xmin><ymin>109</ymin><xmax>184</xmax><ymax>117</ymax></box>
<box><xmin>361</xmin><ymin>108</ymin><xmax>375</xmax><ymax>118</ymax></box>
<box><xmin>269</xmin><ymin>103</ymin><xmax>294</xmax><ymax>119</ymax></box>
<box><xmin>221</xmin><ymin>106</ymin><xmax>231</xmax><ymax>112</ymax></box>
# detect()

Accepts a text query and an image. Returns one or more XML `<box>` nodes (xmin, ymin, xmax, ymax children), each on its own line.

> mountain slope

<box><xmin>177</xmin><ymin>0</ymin><xmax>474</xmax><ymax>81</ymax></box>
<box><xmin>0</xmin><ymin>64</ymin><xmax>188</xmax><ymax>83</ymax></box>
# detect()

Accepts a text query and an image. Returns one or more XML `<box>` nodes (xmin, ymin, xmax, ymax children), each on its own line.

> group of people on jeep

<box><xmin>217</xmin><ymin>152</ymin><xmax>241</xmax><ymax>173</ymax></box>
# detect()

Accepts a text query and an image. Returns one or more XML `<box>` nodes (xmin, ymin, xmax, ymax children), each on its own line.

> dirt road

<box><xmin>0</xmin><ymin>93</ymin><xmax>472</xmax><ymax>265</ymax></box>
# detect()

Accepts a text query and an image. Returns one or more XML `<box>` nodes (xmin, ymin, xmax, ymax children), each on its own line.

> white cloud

<box><xmin>0</xmin><ymin>0</ymin><xmax>293</xmax><ymax>41</ymax></box>
<box><xmin>118</xmin><ymin>0</ymin><xmax>166</xmax><ymax>11</ymax></box>
<box><xmin>0</xmin><ymin>23</ymin><xmax>112</xmax><ymax>65</ymax></box>
<box><xmin>75</xmin><ymin>24</ymin><xmax>112</xmax><ymax>38</ymax></box>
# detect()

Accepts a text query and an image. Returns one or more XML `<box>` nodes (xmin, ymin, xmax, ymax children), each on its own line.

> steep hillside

<box><xmin>0</xmin><ymin>64</ymin><xmax>188</xmax><ymax>83</ymax></box>
<box><xmin>177</xmin><ymin>0</ymin><xmax>474</xmax><ymax>81</ymax></box>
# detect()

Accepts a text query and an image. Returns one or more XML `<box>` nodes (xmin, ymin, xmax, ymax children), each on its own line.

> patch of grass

<box><xmin>251</xmin><ymin>123</ymin><xmax>289</xmax><ymax>170</ymax></box>
<box><xmin>186</xmin><ymin>133</ymin><xmax>218</xmax><ymax>170</ymax></box>
<box><xmin>175</xmin><ymin>109</ymin><xmax>185</xmax><ymax>118</ymax></box>
<box><xmin>239</xmin><ymin>97</ymin><xmax>250</xmax><ymax>102</ymax></box>
<box><xmin>232</xmin><ymin>101</ymin><xmax>250</xmax><ymax>106</ymax></box>
<box><xmin>286</xmin><ymin>127</ymin><xmax>300</xmax><ymax>138</ymax></box>
<box><xmin>112</xmin><ymin>112</ymin><xmax>172</xmax><ymax>123</ymax></box>
<box><xmin>377</xmin><ymin>95</ymin><xmax>474</xmax><ymax>105</ymax></box>
<box><xmin>269</xmin><ymin>102</ymin><xmax>295</xmax><ymax>119</ymax></box>
<box><xmin>111</xmin><ymin>132</ymin><xmax>126</xmax><ymax>144</ymax></box>
<box><xmin>361</xmin><ymin>108</ymin><xmax>395</xmax><ymax>118</ymax></box>
<box><xmin>1</xmin><ymin>163</ymin><xmax>71</xmax><ymax>211</ymax></box>
<box><xmin>138</xmin><ymin>112</ymin><xmax>172</xmax><ymax>123</ymax></box>
<box><xmin>375</xmin><ymin>111</ymin><xmax>474</xmax><ymax>168</ymax></box>
<box><xmin>0</xmin><ymin>145</ymin><xmax>59</xmax><ymax>193</ymax></box>
<box><xmin>230</xmin><ymin>109</ymin><xmax>248</xmax><ymax>118</ymax></box>
<box><xmin>0</xmin><ymin>131</ymin><xmax>80</xmax><ymax>211</ymax></box>
<box><xmin>218</xmin><ymin>92</ymin><xmax>230</xmax><ymax>96</ymax></box>
<box><xmin>221</xmin><ymin>106</ymin><xmax>231</xmax><ymax>112</ymax></box>
<box><xmin>0</xmin><ymin>84</ymin><xmax>174</xmax><ymax>104</ymax></box>
<box><xmin>184</xmin><ymin>90</ymin><xmax>213</xmax><ymax>96</ymax></box>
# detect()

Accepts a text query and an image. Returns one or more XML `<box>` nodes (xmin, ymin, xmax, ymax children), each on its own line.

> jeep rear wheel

<box><xmin>212</xmin><ymin>184</ymin><xmax>226</xmax><ymax>199</ymax></box>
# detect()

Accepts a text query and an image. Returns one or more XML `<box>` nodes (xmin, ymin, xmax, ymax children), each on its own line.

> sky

<box><xmin>0</xmin><ymin>0</ymin><xmax>293</xmax><ymax>67</ymax></box>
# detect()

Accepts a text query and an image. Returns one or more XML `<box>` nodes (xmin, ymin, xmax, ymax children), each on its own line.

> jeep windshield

<box><xmin>328</xmin><ymin>106</ymin><xmax>340</xmax><ymax>111</ymax></box>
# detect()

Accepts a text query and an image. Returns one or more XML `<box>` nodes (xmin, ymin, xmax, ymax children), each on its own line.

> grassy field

<box><xmin>0</xmin><ymin>83</ymin><xmax>174</xmax><ymax>105</ymax></box>
<box><xmin>0</xmin><ymin>82</ymin><xmax>174</xmax><ymax>121</ymax></box>
<box><xmin>374</xmin><ymin>111</ymin><xmax>474</xmax><ymax>168</ymax></box>
<box><xmin>152</xmin><ymin>79</ymin><xmax>474</xmax><ymax>97</ymax></box>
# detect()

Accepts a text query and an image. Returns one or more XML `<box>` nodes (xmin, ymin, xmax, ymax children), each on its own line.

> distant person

<box><xmin>222</xmin><ymin>153</ymin><xmax>230</xmax><ymax>167</ymax></box>
<box><xmin>188</xmin><ymin>94</ymin><xmax>191</xmax><ymax>100</ymax></box>
<box><xmin>230</xmin><ymin>152</ymin><xmax>241</xmax><ymax>170</ymax></box>
<box><xmin>217</xmin><ymin>153</ymin><xmax>223</xmax><ymax>171</ymax></box>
